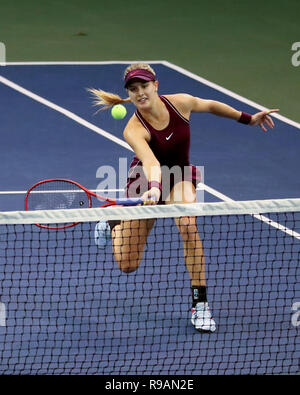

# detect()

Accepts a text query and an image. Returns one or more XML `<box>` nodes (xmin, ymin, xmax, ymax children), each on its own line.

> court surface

<box><xmin>0</xmin><ymin>62</ymin><xmax>299</xmax><ymax>374</ymax></box>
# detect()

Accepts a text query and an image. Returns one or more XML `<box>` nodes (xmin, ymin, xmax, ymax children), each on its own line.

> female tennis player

<box><xmin>90</xmin><ymin>63</ymin><xmax>278</xmax><ymax>333</ymax></box>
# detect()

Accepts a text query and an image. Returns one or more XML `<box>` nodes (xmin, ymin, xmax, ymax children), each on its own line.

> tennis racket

<box><xmin>25</xmin><ymin>178</ymin><xmax>147</xmax><ymax>229</ymax></box>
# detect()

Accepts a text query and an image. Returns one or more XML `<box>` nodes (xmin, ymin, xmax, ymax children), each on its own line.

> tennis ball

<box><xmin>111</xmin><ymin>104</ymin><xmax>127</xmax><ymax>120</ymax></box>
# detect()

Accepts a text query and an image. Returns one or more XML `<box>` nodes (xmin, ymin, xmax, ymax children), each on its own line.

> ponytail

<box><xmin>87</xmin><ymin>88</ymin><xmax>131</xmax><ymax>111</ymax></box>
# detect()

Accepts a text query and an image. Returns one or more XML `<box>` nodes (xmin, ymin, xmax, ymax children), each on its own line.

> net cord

<box><xmin>1</xmin><ymin>198</ymin><xmax>300</xmax><ymax>240</ymax></box>
<box><xmin>1</xmin><ymin>198</ymin><xmax>300</xmax><ymax>224</ymax></box>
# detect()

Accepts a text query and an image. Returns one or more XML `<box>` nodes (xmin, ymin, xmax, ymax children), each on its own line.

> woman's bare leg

<box><xmin>112</xmin><ymin>218</ymin><xmax>155</xmax><ymax>273</ymax></box>
<box><xmin>165</xmin><ymin>181</ymin><xmax>206</xmax><ymax>286</ymax></box>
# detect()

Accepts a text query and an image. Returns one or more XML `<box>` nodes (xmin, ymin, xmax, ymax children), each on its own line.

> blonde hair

<box><xmin>88</xmin><ymin>63</ymin><xmax>156</xmax><ymax>111</ymax></box>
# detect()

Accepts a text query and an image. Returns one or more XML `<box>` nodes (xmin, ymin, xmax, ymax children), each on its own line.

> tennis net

<box><xmin>0</xmin><ymin>198</ymin><xmax>299</xmax><ymax>375</ymax></box>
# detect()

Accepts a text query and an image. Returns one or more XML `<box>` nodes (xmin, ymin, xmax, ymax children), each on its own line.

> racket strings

<box><xmin>26</xmin><ymin>180</ymin><xmax>91</xmax><ymax>211</ymax></box>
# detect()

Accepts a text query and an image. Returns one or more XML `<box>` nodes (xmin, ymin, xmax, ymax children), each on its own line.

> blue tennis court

<box><xmin>0</xmin><ymin>62</ymin><xmax>299</xmax><ymax>207</ymax></box>
<box><xmin>0</xmin><ymin>62</ymin><xmax>299</xmax><ymax>374</ymax></box>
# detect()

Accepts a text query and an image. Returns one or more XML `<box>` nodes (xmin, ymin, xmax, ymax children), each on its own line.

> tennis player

<box><xmin>91</xmin><ymin>63</ymin><xmax>278</xmax><ymax>333</ymax></box>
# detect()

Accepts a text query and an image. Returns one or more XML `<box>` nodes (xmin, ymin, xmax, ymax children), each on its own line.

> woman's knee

<box><xmin>117</xmin><ymin>260</ymin><xmax>140</xmax><ymax>274</ymax></box>
<box><xmin>112</xmin><ymin>219</ymin><xmax>155</xmax><ymax>273</ymax></box>
<box><xmin>113</xmin><ymin>247</ymin><xmax>143</xmax><ymax>273</ymax></box>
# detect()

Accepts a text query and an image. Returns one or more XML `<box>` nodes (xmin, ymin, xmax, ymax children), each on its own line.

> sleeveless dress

<box><xmin>125</xmin><ymin>95</ymin><xmax>201</xmax><ymax>203</ymax></box>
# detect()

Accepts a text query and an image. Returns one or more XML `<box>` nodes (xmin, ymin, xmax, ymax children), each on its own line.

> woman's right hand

<box><xmin>141</xmin><ymin>187</ymin><xmax>161</xmax><ymax>205</ymax></box>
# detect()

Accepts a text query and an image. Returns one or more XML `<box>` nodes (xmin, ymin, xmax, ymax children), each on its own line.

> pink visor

<box><xmin>124</xmin><ymin>69</ymin><xmax>156</xmax><ymax>88</ymax></box>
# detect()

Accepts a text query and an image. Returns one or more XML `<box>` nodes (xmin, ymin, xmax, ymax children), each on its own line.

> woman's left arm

<box><xmin>202</xmin><ymin>100</ymin><xmax>279</xmax><ymax>132</ymax></box>
<box><xmin>171</xmin><ymin>94</ymin><xmax>279</xmax><ymax>132</ymax></box>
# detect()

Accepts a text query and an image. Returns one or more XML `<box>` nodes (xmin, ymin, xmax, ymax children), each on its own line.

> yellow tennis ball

<box><xmin>111</xmin><ymin>104</ymin><xmax>127</xmax><ymax>120</ymax></box>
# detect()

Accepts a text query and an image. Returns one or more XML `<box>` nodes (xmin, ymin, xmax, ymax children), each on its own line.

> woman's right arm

<box><xmin>123</xmin><ymin>118</ymin><xmax>161</xmax><ymax>203</ymax></box>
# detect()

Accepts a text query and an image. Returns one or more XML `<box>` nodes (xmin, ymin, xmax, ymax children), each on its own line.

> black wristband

<box><xmin>238</xmin><ymin>112</ymin><xmax>252</xmax><ymax>124</ymax></box>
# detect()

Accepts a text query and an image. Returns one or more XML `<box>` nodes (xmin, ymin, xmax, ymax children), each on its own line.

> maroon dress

<box><xmin>125</xmin><ymin>95</ymin><xmax>201</xmax><ymax>203</ymax></box>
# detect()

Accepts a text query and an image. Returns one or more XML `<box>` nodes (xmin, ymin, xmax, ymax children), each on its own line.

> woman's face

<box><xmin>126</xmin><ymin>80</ymin><xmax>158</xmax><ymax>110</ymax></box>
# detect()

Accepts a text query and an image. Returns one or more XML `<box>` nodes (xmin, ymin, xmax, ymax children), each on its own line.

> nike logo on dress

<box><xmin>166</xmin><ymin>132</ymin><xmax>173</xmax><ymax>140</ymax></box>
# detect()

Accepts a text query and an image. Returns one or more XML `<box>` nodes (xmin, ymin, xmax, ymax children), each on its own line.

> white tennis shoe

<box><xmin>191</xmin><ymin>302</ymin><xmax>216</xmax><ymax>333</ymax></box>
<box><xmin>94</xmin><ymin>221</ymin><xmax>111</xmax><ymax>249</ymax></box>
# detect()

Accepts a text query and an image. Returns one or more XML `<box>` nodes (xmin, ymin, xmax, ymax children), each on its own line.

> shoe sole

<box><xmin>191</xmin><ymin>320</ymin><xmax>216</xmax><ymax>333</ymax></box>
<box><xmin>193</xmin><ymin>326</ymin><xmax>216</xmax><ymax>333</ymax></box>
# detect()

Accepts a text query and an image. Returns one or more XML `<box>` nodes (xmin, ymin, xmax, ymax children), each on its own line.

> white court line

<box><xmin>162</xmin><ymin>61</ymin><xmax>300</xmax><ymax>130</ymax></box>
<box><xmin>0</xmin><ymin>75</ymin><xmax>132</xmax><ymax>152</ymax></box>
<box><xmin>198</xmin><ymin>183</ymin><xmax>300</xmax><ymax>240</ymax></box>
<box><xmin>4</xmin><ymin>61</ymin><xmax>164</xmax><ymax>66</ymax></box>
<box><xmin>0</xmin><ymin>62</ymin><xmax>299</xmax><ymax>239</ymax></box>
<box><xmin>3</xmin><ymin>60</ymin><xmax>300</xmax><ymax>129</ymax></box>
<box><xmin>0</xmin><ymin>189</ymin><xmax>121</xmax><ymax>194</ymax></box>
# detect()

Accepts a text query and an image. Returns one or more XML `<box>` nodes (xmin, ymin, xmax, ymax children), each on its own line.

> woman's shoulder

<box><xmin>163</xmin><ymin>93</ymin><xmax>194</xmax><ymax>105</ymax></box>
<box><xmin>162</xmin><ymin>93</ymin><xmax>194</xmax><ymax>119</ymax></box>
<box><xmin>125</xmin><ymin>112</ymin><xmax>146</xmax><ymax>129</ymax></box>
<box><xmin>123</xmin><ymin>114</ymin><xmax>150</xmax><ymax>141</ymax></box>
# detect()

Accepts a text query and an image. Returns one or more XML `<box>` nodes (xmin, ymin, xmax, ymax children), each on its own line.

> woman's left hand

<box><xmin>250</xmin><ymin>109</ymin><xmax>279</xmax><ymax>132</ymax></box>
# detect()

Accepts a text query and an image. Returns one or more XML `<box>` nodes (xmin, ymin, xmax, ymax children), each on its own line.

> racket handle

<box><xmin>115</xmin><ymin>197</ymin><xmax>144</xmax><ymax>206</ymax></box>
<box><xmin>115</xmin><ymin>197</ymin><xmax>157</xmax><ymax>206</ymax></box>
